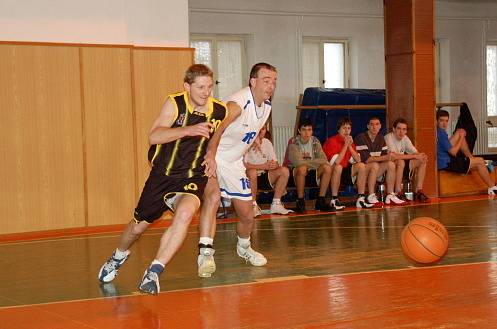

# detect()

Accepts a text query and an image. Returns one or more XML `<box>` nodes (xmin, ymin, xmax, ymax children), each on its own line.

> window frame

<box><xmin>190</xmin><ymin>34</ymin><xmax>248</xmax><ymax>99</ymax></box>
<box><xmin>302</xmin><ymin>37</ymin><xmax>350</xmax><ymax>91</ymax></box>
<box><xmin>486</xmin><ymin>41</ymin><xmax>497</xmax><ymax>153</ymax></box>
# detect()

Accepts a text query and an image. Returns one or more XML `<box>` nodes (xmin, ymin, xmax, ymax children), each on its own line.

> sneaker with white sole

<box><xmin>237</xmin><ymin>244</ymin><xmax>267</xmax><ymax>266</ymax></box>
<box><xmin>385</xmin><ymin>192</ymin><xmax>406</xmax><ymax>205</ymax></box>
<box><xmin>197</xmin><ymin>247</ymin><xmax>216</xmax><ymax>278</ymax></box>
<box><xmin>356</xmin><ymin>196</ymin><xmax>374</xmax><ymax>208</ymax></box>
<box><xmin>330</xmin><ymin>198</ymin><xmax>346</xmax><ymax>210</ymax></box>
<box><xmin>138</xmin><ymin>264</ymin><xmax>163</xmax><ymax>295</ymax></box>
<box><xmin>253</xmin><ymin>204</ymin><xmax>262</xmax><ymax>217</ymax></box>
<box><xmin>488</xmin><ymin>186</ymin><xmax>497</xmax><ymax>195</ymax></box>
<box><xmin>98</xmin><ymin>249</ymin><xmax>130</xmax><ymax>283</ymax></box>
<box><xmin>367</xmin><ymin>193</ymin><xmax>380</xmax><ymax>205</ymax></box>
<box><xmin>270</xmin><ymin>201</ymin><xmax>294</xmax><ymax>215</ymax></box>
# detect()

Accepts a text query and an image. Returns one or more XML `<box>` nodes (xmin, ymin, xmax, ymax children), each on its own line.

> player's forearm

<box><xmin>149</xmin><ymin>126</ymin><xmax>187</xmax><ymax>145</ymax></box>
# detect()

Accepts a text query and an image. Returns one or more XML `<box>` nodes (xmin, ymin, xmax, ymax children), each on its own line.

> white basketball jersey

<box><xmin>216</xmin><ymin>87</ymin><xmax>272</xmax><ymax>164</ymax></box>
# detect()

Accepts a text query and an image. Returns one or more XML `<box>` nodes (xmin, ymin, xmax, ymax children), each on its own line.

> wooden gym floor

<box><xmin>1</xmin><ymin>195</ymin><xmax>497</xmax><ymax>328</ymax></box>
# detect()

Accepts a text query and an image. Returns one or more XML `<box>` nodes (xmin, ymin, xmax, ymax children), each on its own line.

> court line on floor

<box><xmin>0</xmin><ymin>260</ymin><xmax>491</xmax><ymax>310</ymax></box>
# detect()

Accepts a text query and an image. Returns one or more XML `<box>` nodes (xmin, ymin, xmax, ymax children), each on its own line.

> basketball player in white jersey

<box><xmin>196</xmin><ymin>63</ymin><xmax>277</xmax><ymax>277</ymax></box>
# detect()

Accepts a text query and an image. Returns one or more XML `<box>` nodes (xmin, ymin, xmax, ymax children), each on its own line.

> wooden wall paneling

<box><xmin>80</xmin><ymin>46</ymin><xmax>136</xmax><ymax>226</ymax></box>
<box><xmin>132</xmin><ymin>48</ymin><xmax>194</xmax><ymax>192</ymax></box>
<box><xmin>0</xmin><ymin>44</ymin><xmax>85</xmax><ymax>234</ymax></box>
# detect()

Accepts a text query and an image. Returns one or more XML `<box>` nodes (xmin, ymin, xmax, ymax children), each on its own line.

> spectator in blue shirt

<box><xmin>436</xmin><ymin>109</ymin><xmax>497</xmax><ymax>195</ymax></box>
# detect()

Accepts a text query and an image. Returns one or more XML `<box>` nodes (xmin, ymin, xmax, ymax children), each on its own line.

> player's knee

<box><xmin>387</xmin><ymin>161</ymin><xmax>396</xmax><ymax>171</ymax></box>
<box><xmin>175</xmin><ymin>207</ymin><xmax>196</xmax><ymax>224</ymax></box>
<box><xmin>397</xmin><ymin>159</ymin><xmax>405</xmax><ymax>169</ymax></box>
<box><xmin>334</xmin><ymin>164</ymin><xmax>343</xmax><ymax>174</ymax></box>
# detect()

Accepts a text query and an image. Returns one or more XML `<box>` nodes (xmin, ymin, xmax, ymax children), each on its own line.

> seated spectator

<box><xmin>385</xmin><ymin>118</ymin><xmax>429</xmax><ymax>202</ymax></box>
<box><xmin>436</xmin><ymin>110</ymin><xmax>497</xmax><ymax>195</ymax></box>
<box><xmin>354</xmin><ymin>117</ymin><xmax>406</xmax><ymax>205</ymax></box>
<box><xmin>244</xmin><ymin>125</ymin><xmax>293</xmax><ymax>216</ymax></box>
<box><xmin>323</xmin><ymin>117</ymin><xmax>374</xmax><ymax>209</ymax></box>
<box><xmin>287</xmin><ymin>118</ymin><xmax>333</xmax><ymax>213</ymax></box>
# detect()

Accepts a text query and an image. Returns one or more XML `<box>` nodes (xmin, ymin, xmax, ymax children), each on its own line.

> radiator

<box><xmin>450</xmin><ymin>120</ymin><xmax>488</xmax><ymax>155</ymax></box>
<box><xmin>272</xmin><ymin>125</ymin><xmax>295</xmax><ymax>163</ymax></box>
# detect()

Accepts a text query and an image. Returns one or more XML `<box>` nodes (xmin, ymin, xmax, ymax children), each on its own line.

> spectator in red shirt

<box><xmin>323</xmin><ymin>118</ymin><xmax>374</xmax><ymax>209</ymax></box>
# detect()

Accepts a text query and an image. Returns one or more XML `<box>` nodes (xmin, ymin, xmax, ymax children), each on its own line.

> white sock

<box><xmin>237</xmin><ymin>236</ymin><xmax>251</xmax><ymax>248</ymax></box>
<box><xmin>272</xmin><ymin>198</ymin><xmax>280</xmax><ymax>205</ymax></box>
<box><xmin>114</xmin><ymin>248</ymin><xmax>129</xmax><ymax>259</ymax></box>
<box><xmin>199</xmin><ymin>237</ymin><xmax>214</xmax><ymax>246</ymax></box>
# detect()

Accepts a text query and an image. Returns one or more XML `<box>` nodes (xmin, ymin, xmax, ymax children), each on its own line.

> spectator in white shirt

<box><xmin>244</xmin><ymin>125</ymin><xmax>293</xmax><ymax>216</ymax></box>
<box><xmin>384</xmin><ymin>118</ymin><xmax>429</xmax><ymax>202</ymax></box>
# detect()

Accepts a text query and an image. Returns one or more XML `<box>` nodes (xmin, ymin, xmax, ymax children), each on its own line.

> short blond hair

<box><xmin>184</xmin><ymin>64</ymin><xmax>213</xmax><ymax>84</ymax></box>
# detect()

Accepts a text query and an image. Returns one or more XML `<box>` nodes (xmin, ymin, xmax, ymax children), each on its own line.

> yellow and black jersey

<box><xmin>148</xmin><ymin>91</ymin><xmax>227</xmax><ymax>179</ymax></box>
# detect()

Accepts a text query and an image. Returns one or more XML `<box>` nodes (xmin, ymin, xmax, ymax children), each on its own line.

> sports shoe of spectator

<box><xmin>385</xmin><ymin>192</ymin><xmax>406</xmax><ymax>205</ymax></box>
<box><xmin>330</xmin><ymin>198</ymin><xmax>346</xmax><ymax>210</ymax></box>
<box><xmin>415</xmin><ymin>190</ymin><xmax>430</xmax><ymax>203</ymax></box>
<box><xmin>488</xmin><ymin>185</ymin><xmax>497</xmax><ymax>195</ymax></box>
<box><xmin>98</xmin><ymin>249</ymin><xmax>130</xmax><ymax>283</ymax></box>
<box><xmin>270</xmin><ymin>201</ymin><xmax>294</xmax><ymax>215</ymax></box>
<box><xmin>356</xmin><ymin>196</ymin><xmax>374</xmax><ymax>208</ymax></box>
<box><xmin>367</xmin><ymin>193</ymin><xmax>380</xmax><ymax>205</ymax></box>
<box><xmin>296</xmin><ymin>198</ymin><xmax>306</xmax><ymax>214</ymax></box>
<box><xmin>315</xmin><ymin>197</ymin><xmax>334</xmax><ymax>211</ymax></box>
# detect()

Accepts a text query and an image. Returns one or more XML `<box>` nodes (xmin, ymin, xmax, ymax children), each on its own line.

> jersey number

<box><xmin>240</xmin><ymin>178</ymin><xmax>251</xmax><ymax>190</ymax></box>
<box><xmin>242</xmin><ymin>132</ymin><xmax>257</xmax><ymax>144</ymax></box>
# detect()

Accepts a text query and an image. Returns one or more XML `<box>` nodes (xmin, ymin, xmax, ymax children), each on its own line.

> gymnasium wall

<box><xmin>0</xmin><ymin>42</ymin><xmax>193</xmax><ymax>234</ymax></box>
<box><xmin>0</xmin><ymin>0</ymin><xmax>189</xmax><ymax>47</ymax></box>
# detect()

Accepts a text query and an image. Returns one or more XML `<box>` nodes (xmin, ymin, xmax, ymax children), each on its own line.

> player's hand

<box><xmin>456</xmin><ymin>128</ymin><xmax>466</xmax><ymax>137</ymax></box>
<box><xmin>202</xmin><ymin>154</ymin><xmax>217</xmax><ymax>178</ymax></box>
<box><xmin>344</xmin><ymin>135</ymin><xmax>353</xmax><ymax>146</ymax></box>
<box><xmin>185</xmin><ymin>122</ymin><xmax>213</xmax><ymax>138</ymax></box>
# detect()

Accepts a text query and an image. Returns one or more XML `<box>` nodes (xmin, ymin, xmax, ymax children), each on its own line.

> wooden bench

<box><xmin>438</xmin><ymin>168</ymin><xmax>497</xmax><ymax>197</ymax></box>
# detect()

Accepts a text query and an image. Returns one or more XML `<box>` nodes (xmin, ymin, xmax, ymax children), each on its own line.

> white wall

<box><xmin>189</xmin><ymin>0</ymin><xmax>385</xmax><ymax>127</ymax></box>
<box><xmin>436</xmin><ymin>1</ymin><xmax>497</xmax><ymax>153</ymax></box>
<box><xmin>0</xmin><ymin>0</ymin><xmax>189</xmax><ymax>46</ymax></box>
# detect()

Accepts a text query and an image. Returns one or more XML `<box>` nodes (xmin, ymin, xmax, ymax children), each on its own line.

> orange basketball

<box><xmin>400</xmin><ymin>217</ymin><xmax>449</xmax><ymax>264</ymax></box>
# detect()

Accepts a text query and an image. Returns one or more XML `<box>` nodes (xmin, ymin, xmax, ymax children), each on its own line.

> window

<box><xmin>487</xmin><ymin>44</ymin><xmax>497</xmax><ymax>151</ymax></box>
<box><xmin>190</xmin><ymin>35</ymin><xmax>247</xmax><ymax>100</ymax></box>
<box><xmin>302</xmin><ymin>38</ymin><xmax>349</xmax><ymax>92</ymax></box>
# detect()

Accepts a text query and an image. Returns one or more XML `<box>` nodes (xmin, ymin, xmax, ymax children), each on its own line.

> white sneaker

<box><xmin>367</xmin><ymin>193</ymin><xmax>380</xmax><ymax>205</ymax></box>
<box><xmin>253</xmin><ymin>204</ymin><xmax>262</xmax><ymax>217</ymax></box>
<box><xmin>270</xmin><ymin>201</ymin><xmax>294</xmax><ymax>215</ymax></box>
<box><xmin>237</xmin><ymin>244</ymin><xmax>267</xmax><ymax>266</ymax></box>
<box><xmin>197</xmin><ymin>247</ymin><xmax>216</xmax><ymax>278</ymax></box>
<box><xmin>356</xmin><ymin>196</ymin><xmax>374</xmax><ymax>208</ymax></box>
<box><xmin>488</xmin><ymin>186</ymin><xmax>497</xmax><ymax>195</ymax></box>
<box><xmin>385</xmin><ymin>192</ymin><xmax>406</xmax><ymax>205</ymax></box>
<box><xmin>330</xmin><ymin>198</ymin><xmax>346</xmax><ymax>210</ymax></box>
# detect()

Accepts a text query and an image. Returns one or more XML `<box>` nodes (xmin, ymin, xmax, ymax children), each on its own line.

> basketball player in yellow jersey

<box><xmin>97</xmin><ymin>64</ymin><xmax>227</xmax><ymax>295</ymax></box>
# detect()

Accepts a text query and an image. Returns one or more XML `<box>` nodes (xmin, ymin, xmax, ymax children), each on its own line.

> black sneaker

<box><xmin>315</xmin><ymin>197</ymin><xmax>333</xmax><ymax>212</ymax></box>
<box><xmin>296</xmin><ymin>198</ymin><xmax>306</xmax><ymax>214</ymax></box>
<box><xmin>330</xmin><ymin>198</ymin><xmax>346</xmax><ymax>210</ymax></box>
<box><xmin>415</xmin><ymin>190</ymin><xmax>430</xmax><ymax>203</ymax></box>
